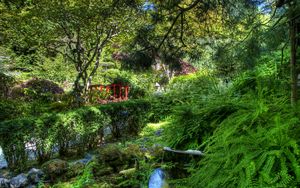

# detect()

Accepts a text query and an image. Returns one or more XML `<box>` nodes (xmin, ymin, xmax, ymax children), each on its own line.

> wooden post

<box><xmin>119</xmin><ymin>85</ymin><xmax>122</xmax><ymax>99</ymax></box>
<box><xmin>125</xmin><ymin>86</ymin><xmax>127</xmax><ymax>99</ymax></box>
<box><xmin>113</xmin><ymin>84</ymin><xmax>116</xmax><ymax>98</ymax></box>
<box><xmin>106</xmin><ymin>85</ymin><xmax>110</xmax><ymax>94</ymax></box>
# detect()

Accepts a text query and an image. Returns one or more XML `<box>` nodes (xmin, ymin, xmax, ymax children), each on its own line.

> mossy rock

<box><xmin>42</xmin><ymin>159</ymin><xmax>68</xmax><ymax>179</ymax></box>
<box><xmin>95</xmin><ymin>166</ymin><xmax>114</xmax><ymax>177</ymax></box>
<box><xmin>123</xmin><ymin>144</ymin><xmax>144</xmax><ymax>159</ymax></box>
<box><xmin>119</xmin><ymin>167</ymin><xmax>136</xmax><ymax>177</ymax></box>
<box><xmin>97</xmin><ymin>144</ymin><xmax>128</xmax><ymax>172</ymax></box>
<box><xmin>65</xmin><ymin>162</ymin><xmax>85</xmax><ymax>178</ymax></box>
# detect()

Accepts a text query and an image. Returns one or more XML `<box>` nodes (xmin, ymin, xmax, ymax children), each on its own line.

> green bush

<box><xmin>0</xmin><ymin>106</ymin><xmax>110</xmax><ymax>170</ymax></box>
<box><xmin>0</xmin><ymin>117</ymin><xmax>35</xmax><ymax>171</ymax></box>
<box><xmin>148</xmin><ymin>72</ymin><xmax>222</xmax><ymax>122</ymax></box>
<box><xmin>98</xmin><ymin>99</ymin><xmax>151</xmax><ymax>139</ymax></box>
<box><xmin>0</xmin><ymin>100</ymin><xmax>152</xmax><ymax>171</ymax></box>
<box><xmin>166</xmin><ymin>72</ymin><xmax>221</xmax><ymax>104</ymax></box>
<box><xmin>0</xmin><ymin>99</ymin><xmax>25</xmax><ymax>121</ymax></box>
<box><xmin>164</xmin><ymin>97</ymin><xmax>239</xmax><ymax>150</ymax></box>
<box><xmin>9</xmin><ymin>78</ymin><xmax>64</xmax><ymax>102</ymax></box>
<box><xmin>52</xmin><ymin>107</ymin><xmax>110</xmax><ymax>156</ymax></box>
<box><xmin>0</xmin><ymin>72</ymin><xmax>14</xmax><ymax>98</ymax></box>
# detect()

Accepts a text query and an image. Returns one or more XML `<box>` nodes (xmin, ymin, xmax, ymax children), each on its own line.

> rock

<box><xmin>0</xmin><ymin>178</ymin><xmax>10</xmax><ymax>188</ymax></box>
<box><xmin>66</xmin><ymin>161</ymin><xmax>85</xmax><ymax>178</ymax></box>
<box><xmin>27</xmin><ymin>168</ymin><xmax>44</xmax><ymax>184</ymax></box>
<box><xmin>95</xmin><ymin>167</ymin><xmax>113</xmax><ymax>176</ymax></box>
<box><xmin>10</xmin><ymin>173</ymin><xmax>28</xmax><ymax>188</ymax></box>
<box><xmin>0</xmin><ymin>169</ymin><xmax>12</xmax><ymax>179</ymax></box>
<box><xmin>42</xmin><ymin>159</ymin><xmax>68</xmax><ymax>177</ymax></box>
<box><xmin>98</xmin><ymin>145</ymin><xmax>127</xmax><ymax>172</ymax></box>
<box><xmin>84</xmin><ymin>153</ymin><xmax>93</xmax><ymax>160</ymax></box>
<box><xmin>154</xmin><ymin>128</ymin><xmax>163</xmax><ymax>136</ymax></box>
<box><xmin>119</xmin><ymin>168</ymin><xmax>136</xmax><ymax>177</ymax></box>
<box><xmin>74</xmin><ymin>153</ymin><xmax>93</xmax><ymax>165</ymax></box>
<box><xmin>75</xmin><ymin>158</ymin><xmax>89</xmax><ymax>165</ymax></box>
<box><xmin>103</xmin><ymin>126</ymin><xmax>112</xmax><ymax>138</ymax></box>
<box><xmin>26</xmin><ymin>185</ymin><xmax>37</xmax><ymax>188</ymax></box>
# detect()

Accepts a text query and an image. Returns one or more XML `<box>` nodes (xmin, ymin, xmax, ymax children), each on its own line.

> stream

<box><xmin>0</xmin><ymin>146</ymin><xmax>8</xmax><ymax>169</ymax></box>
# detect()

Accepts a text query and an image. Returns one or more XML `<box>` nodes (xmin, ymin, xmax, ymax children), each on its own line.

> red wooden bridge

<box><xmin>89</xmin><ymin>84</ymin><xmax>129</xmax><ymax>103</ymax></box>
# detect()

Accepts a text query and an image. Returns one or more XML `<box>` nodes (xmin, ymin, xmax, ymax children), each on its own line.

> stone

<box><xmin>95</xmin><ymin>167</ymin><xmax>113</xmax><ymax>176</ymax></box>
<box><xmin>66</xmin><ymin>161</ymin><xmax>85</xmax><ymax>178</ymax></box>
<box><xmin>154</xmin><ymin>128</ymin><xmax>163</xmax><ymax>136</ymax></box>
<box><xmin>119</xmin><ymin>168</ymin><xmax>136</xmax><ymax>177</ymax></box>
<box><xmin>98</xmin><ymin>145</ymin><xmax>126</xmax><ymax>172</ymax></box>
<box><xmin>0</xmin><ymin>178</ymin><xmax>10</xmax><ymax>188</ymax></box>
<box><xmin>10</xmin><ymin>173</ymin><xmax>28</xmax><ymax>188</ymax></box>
<box><xmin>103</xmin><ymin>126</ymin><xmax>112</xmax><ymax>137</ymax></box>
<box><xmin>42</xmin><ymin>159</ymin><xmax>68</xmax><ymax>177</ymax></box>
<box><xmin>84</xmin><ymin>153</ymin><xmax>93</xmax><ymax>160</ymax></box>
<box><xmin>27</xmin><ymin>168</ymin><xmax>44</xmax><ymax>184</ymax></box>
<box><xmin>74</xmin><ymin>153</ymin><xmax>93</xmax><ymax>165</ymax></box>
<box><xmin>26</xmin><ymin>185</ymin><xmax>37</xmax><ymax>188</ymax></box>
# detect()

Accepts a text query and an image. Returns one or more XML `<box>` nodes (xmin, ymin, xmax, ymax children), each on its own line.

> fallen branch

<box><xmin>163</xmin><ymin>147</ymin><xmax>204</xmax><ymax>156</ymax></box>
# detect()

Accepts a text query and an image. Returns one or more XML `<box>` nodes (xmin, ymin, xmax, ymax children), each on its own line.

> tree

<box><xmin>274</xmin><ymin>0</ymin><xmax>300</xmax><ymax>105</ymax></box>
<box><xmin>0</xmin><ymin>0</ymin><xmax>143</xmax><ymax>104</ymax></box>
<box><xmin>128</xmin><ymin>0</ymin><xmax>265</xmax><ymax>79</ymax></box>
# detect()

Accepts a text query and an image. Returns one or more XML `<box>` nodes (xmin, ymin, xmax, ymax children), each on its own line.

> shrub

<box><xmin>188</xmin><ymin>97</ymin><xmax>300</xmax><ymax>187</ymax></box>
<box><xmin>0</xmin><ymin>100</ymin><xmax>152</xmax><ymax>171</ymax></box>
<box><xmin>98</xmin><ymin>99</ymin><xmax>151</xmax><ymax>139</ymax></box>
<box><xmin>0</xmin><ymin>117</ymin><xmax>35</xmax><ymax>171</ymax></box>
<box><xmin>0</xmin><ymin>72</ymin><xmax>14</xmax><ymax>99</ymax></box>
<box><xmin>0</xmin><ymin>106</ymin><xmax>110</xmax><ymax>170</ymax></box>
<box><xmin>164</xmin><ymin>97</ymin><xmax>239</xmax><ymax>150</ymax></box>
<box><xmin>52</xmin><ymin>107</ymin><xmax>110</xmax><ymax>155</ymax></box>
<box><xmin>9</xmin><ymin>78</ymin><xmax>64</xmax><ymax>102</ymax></box>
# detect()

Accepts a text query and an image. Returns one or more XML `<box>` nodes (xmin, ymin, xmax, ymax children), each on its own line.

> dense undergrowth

<box><xmin>1</xmin><ymin>62</ymin><xmax>300</xmax><ymax>188</ymax></box>
<box><xmin>0</xmin><ymin>99</ymin><xmax>151</xmax><ymax>172</ymax></box>
<box><xmin>159</xmin><ymin>69</ymin><xmax>300</xmax><ymax>187</ymax></box>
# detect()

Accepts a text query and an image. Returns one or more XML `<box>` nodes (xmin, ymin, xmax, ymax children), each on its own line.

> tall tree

<box><xmin>275</xmin><ymin>0</ymin><xmax>300</xmax><ymax>105</ymax></box>
<box><xmin>0</xmin><ymin>0</ymin><xmax>142</xmax><ymax>103</ymax></box>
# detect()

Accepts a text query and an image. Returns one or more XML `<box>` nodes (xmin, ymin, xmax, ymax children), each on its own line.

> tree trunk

<box><xmin>290</xmin><ymin>19</ymin><xmax>298</xmax><ymax>106</ymax></box>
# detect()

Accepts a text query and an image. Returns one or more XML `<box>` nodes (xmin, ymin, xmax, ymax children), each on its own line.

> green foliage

<box><xmin>98</xmin><ymin>99</ymin><xmax>151</xmax><ymax>139</ymax></box>
<box><xmin>0</xmin><ymin>106</ymin><xmax>110</xmax><ymax>170</ymax></box>
<box><xmin>0</xmin><ymin>116</ymin><xmax>35</xmax><ymax>171</ymax></box>
<box><xmin>93</xmin><ymin>70</ymin><xmax>153</xmax><ymax>99</ymax></box>
<box><xmin>120</xmin><ymin>51</ymin><xmax>154</xmax><ymax>72</ymax></box>
<box><xmin>9</xmin><ymin>78</ymin><xmax>64</xmax><ymax>102</ymax></box>
<box><xmin>164</xmin><ymin>98</ymin><xmax>239</xmax><ymax>150</ymax></box>
<box><xmin>148</xmin><ymin>72</ymin><xmax>221</xmax><ymax>122</ymax></box>
<box><xmin>0</xmin><ymin>72</ymin><xmax>14</xmax><ymax>98</ymax></box>
<box><xmin>166</xmin><ymin>72</ymin><xmax>221</xmax><ymax>104</ymax></box>
<box><xmin>30</xmin><ymin>55</ymin><xmax>76</xmax><ymax>87</ymax></box>
<box><xmin>188</xmin><ymin>97</ymin><xmax>300</xmax><ymax>187</ymax></box>
<box><xmin>0</xmin><ymin>99</ymin><xmax>25</xmax><ymax>121</ymax></box>
<box><xmin>72</xmin><ymin>162</ymin><xmax>96</xmax><ymax>188</ymax></box>
<box><xmin>154</xmin><ymin>60</ymin><xmax>300</xmax><ymax>187</ymax></box>
<box><xmin>0</xmin><ymin>99</ymin><xmax>151</xmax><ymax>171</ymax></box>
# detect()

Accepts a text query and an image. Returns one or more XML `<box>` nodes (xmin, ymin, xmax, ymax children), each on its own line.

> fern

<box><xmin>187</xmin><ymin>98</ymin><xmax>300</xmax><ymax>188</ymax></box>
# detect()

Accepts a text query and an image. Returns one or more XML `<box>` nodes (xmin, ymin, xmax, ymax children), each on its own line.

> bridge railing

<box><xmin>88</xmin><ymin>84</ymin><xmax>129</xmax><ymax>103</ymax></box>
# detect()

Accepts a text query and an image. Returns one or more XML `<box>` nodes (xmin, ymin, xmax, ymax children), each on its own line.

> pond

<box><xmin>0</xmin><ymin>146</ymin><xmax>8</xmax><ymax>169</ymax></box>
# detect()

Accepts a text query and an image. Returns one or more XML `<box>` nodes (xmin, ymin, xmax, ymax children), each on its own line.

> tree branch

<box><xmin>156</xmin><ymin>0</ymin><xmax>201</xmax><ymax>50</ymax></box>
